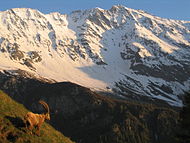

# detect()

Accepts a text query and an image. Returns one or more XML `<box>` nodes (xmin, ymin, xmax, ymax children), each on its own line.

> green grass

<box><xmin>0</xmin><ymin>90</ymin><xmax>74</xmax><ymax>143</ymax></box>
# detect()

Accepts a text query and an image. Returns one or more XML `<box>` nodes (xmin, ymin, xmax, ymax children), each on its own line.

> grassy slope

<box><xmin>0</xmin><ymin>90</ymin><xmax>74</xmax><ymax>143</ymax></box>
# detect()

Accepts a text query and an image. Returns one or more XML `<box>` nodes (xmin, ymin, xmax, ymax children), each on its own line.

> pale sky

<box><xmin>0</xmin><ymin>0</ymin><xmax>189</xmax><ymax>20</ymax></box>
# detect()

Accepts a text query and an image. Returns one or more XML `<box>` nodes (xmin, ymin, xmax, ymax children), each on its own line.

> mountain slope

<box><xmin>0</xmin><ymin>73</ymin><xmax>179</xmax><ymax>143</ymax></box>
<box><xmin>0</xmin><ymin>90</ymin><xmax>74</xmax><ymax>143</ymax></box>
<box><xmin>0</xmin><ymin>5</ymin><xmax>190</xmax><ymax>106</ymax></box>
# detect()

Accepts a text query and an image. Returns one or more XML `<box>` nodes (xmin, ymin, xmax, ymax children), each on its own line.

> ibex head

<box><xmin>39</xmin><ymin>100</ymin><xmax>50</xmax><ymax>120</ymax></box>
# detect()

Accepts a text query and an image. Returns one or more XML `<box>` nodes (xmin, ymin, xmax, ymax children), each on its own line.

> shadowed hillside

<box><xmin>0</xmin><ymin>71</ymin><xmax>179</xmax><ymax>143</ymax></box>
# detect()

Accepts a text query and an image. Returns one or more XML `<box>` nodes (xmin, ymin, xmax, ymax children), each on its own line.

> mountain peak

<box><xmin>111</xmin><ymin>5</ymin><xmax>127</xmax><ymax>10</ymax></box>
<box><xmin>93</xmin><ymin>7</ymin><xmax>104</xmax><ymax>11</ymax></box>
<box><xmin>1</xmin><ymin>7</ymin><xmax>45</xmax><ymax>21</ymax></box>
<box><xmin>0</xmin><ymin>6</ymin><xmax>190</xmax><ymax>106</ymax></box>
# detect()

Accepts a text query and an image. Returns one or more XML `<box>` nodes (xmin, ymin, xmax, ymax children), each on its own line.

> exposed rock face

<box><xmin>0</xmin><ymin>71</ymin><xmax>179</xmax><ymax>143</ymax></box>
<box><xmin>0</xmin><ymin>6</ymin><xmax>190</xmax><ymax>106</ymax></box>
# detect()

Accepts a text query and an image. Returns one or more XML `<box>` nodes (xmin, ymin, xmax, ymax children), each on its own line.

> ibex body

<box><xmin>24</xmin><ymin>101</ymin><xmax>50</xmax><ymax>136</ymax></box>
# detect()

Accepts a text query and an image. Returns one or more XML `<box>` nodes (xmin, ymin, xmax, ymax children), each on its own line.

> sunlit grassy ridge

<box><xmin>0</xmin><ymin>90</ymin><xmax>74</xmax><ymax>143</ymax></box>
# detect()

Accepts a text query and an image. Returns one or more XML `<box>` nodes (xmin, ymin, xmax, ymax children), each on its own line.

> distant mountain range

<box><xmin>0</xmin><ymin>5</ymin><xmax>190</xmax><ymax>106</ymax></box>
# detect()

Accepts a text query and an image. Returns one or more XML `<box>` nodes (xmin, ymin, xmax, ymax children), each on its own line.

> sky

<box><xmin>0</xmin><ymin>0</ymin><xmax>189</xmax><ymax>21</ymax></box>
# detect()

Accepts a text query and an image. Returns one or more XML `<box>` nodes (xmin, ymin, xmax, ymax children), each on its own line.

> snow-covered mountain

<box><xmin>0</xmin><ymin>5</ymin><xmax>190</xmax><ymax>106</ymax></box>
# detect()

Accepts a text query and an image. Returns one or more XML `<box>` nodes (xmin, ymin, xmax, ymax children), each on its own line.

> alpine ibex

<box><xmin>24</xmin><ymin>100</ymin><xmax>50</xmax><ymax>136</ymax></box>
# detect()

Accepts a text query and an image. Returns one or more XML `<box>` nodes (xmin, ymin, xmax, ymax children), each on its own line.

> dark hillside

<box><xmin>0</xmin><ymin>71</ymin><xmax>179</xmax><ymax>143</ymax></box>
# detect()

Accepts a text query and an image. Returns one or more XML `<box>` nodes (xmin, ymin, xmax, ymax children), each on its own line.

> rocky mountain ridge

<box><xmin>0</xmin><ymin>5</ymin><xmax>190</xmax><ymax>106</ymax></box>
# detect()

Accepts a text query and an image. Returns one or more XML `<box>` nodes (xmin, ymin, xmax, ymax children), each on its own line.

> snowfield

<box><xmin>0</xmin><ymin>5</ymin><xmax>190</xmax><ymax>106</ymax></box>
